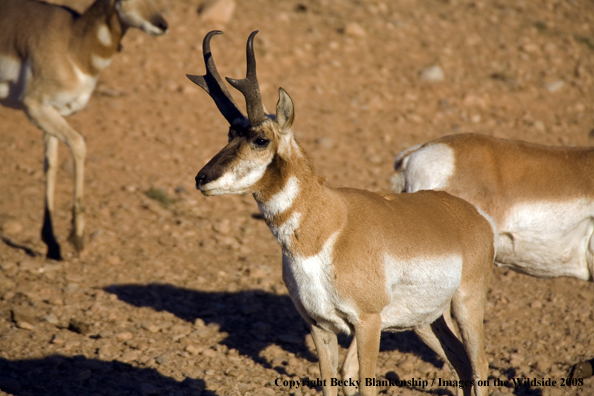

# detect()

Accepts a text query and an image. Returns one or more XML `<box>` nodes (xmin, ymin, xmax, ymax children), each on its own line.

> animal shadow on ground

<box><xmin>106</xmin><ymin>283</ymin><xmax>445</xmax><ymax>374</ymax></box>
<box><xmin>0</xmin><ymin>355</ymin><xmax>210</xmax><ymax>396</ymax></box>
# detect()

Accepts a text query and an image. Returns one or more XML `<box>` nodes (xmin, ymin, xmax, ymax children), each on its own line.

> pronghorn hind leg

<box><xmin>450</xmin><ymin>288</ymin><xmax>489</xmax><ymax>396</ymax></box>
<box><xmin>26</xmin><ymin>101</ymin><xmax>86</xmax><ymax>257</ymax></box>
<box><xmin>415</xmin><ymin>317</ymin><xmax>472</xmax><ymax>396</ymax></box>
<box><xmin>41</xmin><ymin>134</ymin><xmax>62</xmax><ymax>260</ymax></box>
<box><xmin>341</xmin><ymin>336</ymin><xmax>359</xmax><ymax>396</ymax></box>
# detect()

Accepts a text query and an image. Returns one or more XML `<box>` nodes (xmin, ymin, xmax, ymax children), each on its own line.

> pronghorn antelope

<box><xmin>392</xmin><ymin>133</ymin><xmax>594</xmax><ymax>377</ymax></box>
<box><xmin>0</xmin><ymin>0</ymin><xmax>167</xmax><ymax>260</ymax></box>
<box><xmin>188</xmin><ymin>31</ymin><xmax>497</xmax><ymax>396</ymax></box>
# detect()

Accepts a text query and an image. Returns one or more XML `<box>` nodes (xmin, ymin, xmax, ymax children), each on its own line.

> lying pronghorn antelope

<box><xmin>0</xmin><ymin>0</ymin><xmax>167</xmax><ymax>260</ymax></box>
<box><xmin>392</xmin><ymin>132</ymin><xmax>594</xmax><ymax>377</ymax></box>
<box><xmin>188</xmin><ymin>31</ymin><xmax>497</xmax><ymax>396</ymax></box>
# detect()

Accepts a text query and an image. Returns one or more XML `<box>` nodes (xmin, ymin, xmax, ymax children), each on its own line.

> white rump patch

<box><xmin>397</xmin><ymin>143</ymin><xmax>455</xmax><ymax>192</ymax></box>
<box><xmin>0</xmin><ymin>55</ymin><xmax>30</xmax><ymax>105</ymax></box>
<box><xmin>381</xmin><ymin>254</ymin><xmax>463</xmax><ymax>331</ymax></box>
<box><xmin>97</xmin><ymin>25</ymin><xmax>112</xmax><ymax>46</ymax></box>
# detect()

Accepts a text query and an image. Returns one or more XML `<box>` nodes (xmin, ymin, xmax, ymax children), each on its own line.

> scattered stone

<box><xmin>116</xmin><ymin>331</ymin><xmax>134</xmax><ymax>341</ymax></box>
<box><xmin>509</xmin><ymin>353</ymin><xmax>525</xmax><ymax>367</ymax></box>
<box><xmin>1</xmin><ymin>220</ymin><xmax>23</xmax><ymax>236</ymax></box>
<box><xmin>16</xmin><ymin>321</ymin><xmax>34</xmax><ymax>330</ymax></box>
<box><xmin>213</xmin><ymin>218</ymin><xmax>231</xmax><ymax>234</ymax></box>
<box><xmin>42</xmin><ymin>313</ymin><xmax>59</xmax><ymax>325</ymax></box>
<box><xmin>18</xmin><ymin>259</ymin><xmax>42</xmax><ymax>273</ymax></box>
<box><xmin>120</xmin><ymin>350</ymin><xmax>140</xmax><ymax>362</ymax></box>
<box><xmin>419</xmin><ymin>65</ymin><xmax>445</xmax><ymax>82</ymax></box>
<box><xmin>545</xmin><ymin>80</ymin><xmax>565</xmax><ymax>93</ymax></box>
<box><xmin>107</xmin><ymin>255</ymin><xmax>122</xmax><ymax>265</ymax></box>
<box><xmin>307</xmin><ymin>364</ymin><xmax>320</xmax><ymax>376</ymax></box>
<box><xmin>249</xmin><ymin>267</ymin><xmax>267</xmax><ymax>279</ymax></box>
<box><xmin>201</xmin><ymin>348</ymin><xmax>218</xmax><ymax>358</ymax></box>
<box><xmin>51</xmin><ymin>334</ymin><xmax>66</xmax><ymax>345</ymax></box>
<box><xmin>344</xmin><ymin>22</ymin><xmax>366</xmax><ymax>38</ymax></box>
<box><xmin>198</xmin><ymin>0</ymin><xmax>236</xmax><ymax>25</ymax></box>
<box><xmin>155</xmin><ymin>353</ymin><xmax>170</xmax><ymax>365</ymax></box>
<box><xmin>69</xmin><ymin>319</ymin><xmax>92</xmax><ymax>335</ymax></box>
<box><xmin>185</xmin><ymin>344</ymin><xmax>205</xmax><ymax>355</ymax></box>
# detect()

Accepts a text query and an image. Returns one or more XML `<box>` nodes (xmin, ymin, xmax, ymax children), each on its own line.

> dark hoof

<box><xmin>46</xmin><ymin>245</ymin><xmax>63</xmax><ymax>261</ymax></box>
<box><xmin>68</xmin><ymin>232</ymin><xmax>84</xmax><ymax>253</ymax></box>
<box><xmin>569</xmin><ymin>360</ymin><xmax>594</xmax><ymax>380</ymax></box>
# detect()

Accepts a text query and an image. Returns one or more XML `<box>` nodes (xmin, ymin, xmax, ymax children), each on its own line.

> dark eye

<box><xmin>254</xmin><ymin>138</ymin><xmax>269</xmax><ymax>147</ymax></box>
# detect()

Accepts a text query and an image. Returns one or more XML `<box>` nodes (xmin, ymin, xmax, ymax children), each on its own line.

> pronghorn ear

<box><xmin>275</xmin><ymin>87</ymin><xmax>294</xmax><ymax>132</ymax></box>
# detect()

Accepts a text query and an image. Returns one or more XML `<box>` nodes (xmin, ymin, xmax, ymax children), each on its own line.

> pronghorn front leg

<box><xmin>310</xmin><ymin>324</ymin><xmax>339</xmax><ymax>396</ymax></box>
<box><xmin>25</xmin><ymin>100</ymin><xmax>87</xmax><ymax>257</ymax></box>
<box><xmin>42</xmin><ymin>134</ymin><xmax>62</xmax><ymax>260</ymax></box>
<box><xmin>355</xmin><ymin>313</ymin><xmax>382</xmax><ymax>396</ymax></box>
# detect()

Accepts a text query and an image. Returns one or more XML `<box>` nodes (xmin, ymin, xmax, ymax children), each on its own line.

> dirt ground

<box><xmin>1</xmin><ymin>0</ymin><xmax>594</xmax><ymax>395</ymax></box>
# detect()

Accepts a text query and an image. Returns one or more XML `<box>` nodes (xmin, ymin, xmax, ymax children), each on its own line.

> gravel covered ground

<box><xmin>1</xmin><ymin>0</ymin><xmax>593</xmax><ymax>395</ymax></box>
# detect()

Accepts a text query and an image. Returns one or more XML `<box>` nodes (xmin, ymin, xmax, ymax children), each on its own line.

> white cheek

<box><xmin>204</xmin><ymin>155</ymin><xmax>272</xmax><ymax>194</ymax></box>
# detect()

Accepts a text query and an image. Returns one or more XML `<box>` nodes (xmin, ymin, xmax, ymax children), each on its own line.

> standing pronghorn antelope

<box><xmin>0</xmin><ymin>0</ymin><xmax>167</xmax><ymax>260</ymax></box>
<box><xmin>188</xmin><ymin>31</ymin><xmax>497</xmax><ymax>396</ymax></box>
<box><xmin>392</xmin><ymin>133</ymin><xmax>594</xmax><ymax>377</ymax></box>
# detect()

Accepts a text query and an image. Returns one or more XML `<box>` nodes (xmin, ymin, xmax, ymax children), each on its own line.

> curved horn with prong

<box><xmin>226</xmin><ymin>31</ymin><xmax>267</xmax><ymax>126</ymax></box>
<box><xmin>186</xmin><ymin>31</ymin><xmax>246</xmax><ymax>127</ymax></box>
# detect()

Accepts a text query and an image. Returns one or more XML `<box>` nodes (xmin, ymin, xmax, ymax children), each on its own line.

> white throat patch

<box><xmin>257</xmin><ymin>176</ymin><xmax>300</xmax><ymax>219</ymax></box>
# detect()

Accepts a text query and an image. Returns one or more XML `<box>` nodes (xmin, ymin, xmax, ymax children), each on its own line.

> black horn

<box><xmin>186</xmin><ymin>31</ymin><xmax>246</xmax><ymax>127</ymax></box>
<box><xmin>225</xmin><ymin>31</ymin><xmax>267</xmax><ymax>126</ymax></box>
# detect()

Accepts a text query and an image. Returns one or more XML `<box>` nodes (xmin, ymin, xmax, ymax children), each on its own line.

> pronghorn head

<box><xmin>188</xmin><ymin>31</ymin><xmax>297</xmax><ymax>196</ymax></box>
<box><xmin>115</xmin><ymin>0</ymin><xmax>168</xmax><ymax>36</ymax></box>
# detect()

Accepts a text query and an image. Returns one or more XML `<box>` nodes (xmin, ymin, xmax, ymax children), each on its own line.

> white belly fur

<box><xmin>0</xmin><ymin>55</ymin><xmax>30</xmax><ymax>107</ymax></box>
<box><xmin>381</xmin><ymin>254</ymin><xmax>462</xmax><ymax>331</ymax></box>
<box><xmin>496</xmin><ymin>200</ymin><xmax>594</xmax><ymax>280</ymax></box>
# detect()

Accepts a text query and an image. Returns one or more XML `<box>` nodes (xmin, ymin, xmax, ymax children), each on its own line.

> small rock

<box><xmin>42</xmin><ymin>313</ymin><xmax>59</xmax><ymax>325</ymax></box>
<box><xmin>249</xmin><ymin>267</ymin><xmax>267</xmax><ymax>279</ymax></box>
<box><xmin>107</xmin><ymin>255</ymin><xmax>121</xmax><ymax>265</ymax></box>
<box><xmin>530</xmin><ymin>300</ymin><xmax>543</xmax><ymax>309</ymax></box>
<box><xmin>344</xmin><ymin>22</ymin><xmax>366</xmax><ymax>38</ymax></box>
<box><xmin>213</xmin><ymin>218</ymin><xmax>231</xmax><ymax>234</ymax></box>
<box><xmin>0</xmin><ymin>377</ymin><xmax>22</xmax><ymax>394</ymax></box>
<box><xmin>17</xmin><ymin>321</ymin><xmax>34</xmax><ymax>330</ymax></box>
<box><xmin>271</xmin><ymin>357</ymin><xmax>286</xmax><ymax>367</ymax></box>
<box><xmin>307</xmin><ymin>364</ymin><xmax>320</xmax><ymax>376</ymax></box>
<box><xmin>155</xmin><ymin>354</ymin><xmax>169</xmax><ymax>365</ymax></box>
<box><xmin>545</xmin><ymin>80</ymin><xmax>564</xmax><ymax>93</ymax></box>
<box><xmin>2</xmin><ymin>220</ymin><xmax>23</xmax><ymax>236</ymax></box>
<box><xmin>116</xmin><ymin>331</ymin><xmax>134</xmax><ymax>341</ymax></box>
<box><xmin>69</xmin><ymin>319</ymin><xmax>92</xmax><ymax>335</ymax></box>
<box><xmin>120</xmin><ymin>350</ymin><xmax>140</xmax><ymax>362</ymax></box>
<box><xmin>51</xmin><ymin>335</ymin><xmax>66</xmax><ymax>345</ymax></box>
<box><xmin>19</xmin><ymin>259</ymin><xmax>42</xmax><ymax>273</ymax></box>
<box><xmin>509</xmin><ymin>353</ymin><xmax>525</xmax><ymax>367</ymax></box>
<box><xmin>198</xmin><ymin>0</ymin><xmax>236</xmax><ymax>25</ymax></box>
<box><xmin>419</xmin><ymin>65</ymin><xmax>445</xmax><ymax>82</ymax></box>
<box><xmin>185</xmin><ymin>344</ymin><xmax>205</xmax><ymax>355</ymax></box>
<box><xmin>201</xmin><ymin>348</ymin><xmax>217</xmax><ymax>358</ymax></box>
